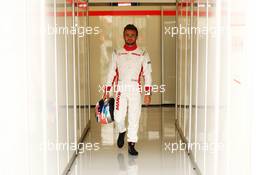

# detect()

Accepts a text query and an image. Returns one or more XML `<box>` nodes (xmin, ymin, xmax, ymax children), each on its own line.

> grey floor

<box><xmin>68</xmin><ymin>107</ymin><xmax>197</xmax><ymax>175</ymax></box>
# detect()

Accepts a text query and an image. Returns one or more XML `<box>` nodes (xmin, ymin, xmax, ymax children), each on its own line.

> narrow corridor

<box><xmin>69</xmin><ymin>107</ymin><xmax>196</xmax><ymax>175</ymax></box>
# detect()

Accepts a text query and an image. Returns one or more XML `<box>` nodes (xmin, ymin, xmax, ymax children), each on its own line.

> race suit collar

<box><xmin>123</xmin><ymin>44</ymin><xmax>137</xmax><ymax>51</ymax></box>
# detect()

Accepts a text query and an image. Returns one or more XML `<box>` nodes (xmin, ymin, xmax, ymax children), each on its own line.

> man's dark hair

<box><xmin>123</xmin><ymin>24</ymin><xmax>138</xmax><ymax>36</ymax></box>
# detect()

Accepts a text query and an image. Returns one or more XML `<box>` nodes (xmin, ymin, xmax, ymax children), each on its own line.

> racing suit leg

<box><xmin>127</xmin><ymin>90</ymin><xmax>142</xmax><ymax>143</ymax></box>
<box><xmin>114</xmin><ymin>91</ymin><xmax>127</xmax><ymax>133</ymax></box>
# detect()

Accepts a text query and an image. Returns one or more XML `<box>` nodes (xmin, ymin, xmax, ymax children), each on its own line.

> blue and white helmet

<box><xmin>95</xmin><ymin>98</ymin><xmax>115</xmax><ymax>124</ymax></box>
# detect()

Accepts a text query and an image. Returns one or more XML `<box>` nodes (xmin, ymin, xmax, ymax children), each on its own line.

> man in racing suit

<box><xmin>103</xmin><ymin>24</ymin><xmax>152</xmax><ymax>156</ymax></box>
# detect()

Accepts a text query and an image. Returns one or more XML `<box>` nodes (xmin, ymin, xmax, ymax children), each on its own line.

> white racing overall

<box><xmin>104</xmin><ymin>45</ymin><xmax>152</xmax><ymax>142</ymax></box>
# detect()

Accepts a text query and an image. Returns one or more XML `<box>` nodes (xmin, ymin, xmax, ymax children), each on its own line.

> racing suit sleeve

<box><xmin>142</xmin><ymin>51</ymin><xmax>152</xmax><ymax>95</ymax></box>
<box><xmin>104</xmin><ymin>50</ymin><xmax>117</xmax><ymax>93</ymax></box>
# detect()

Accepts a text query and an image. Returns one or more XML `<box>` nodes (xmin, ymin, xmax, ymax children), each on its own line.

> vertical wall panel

<box><xmin>190</xmin><ymin>2</ymin><xmax>198</xmax><ymax>161</ymax></box>
<box><xmin>205</xmin><ymin>7</ymin><xmax>217</xmax><ymax>175</ymax></box>
<box><xmin>162</xmin><ymin>6</ymin><xmax>176</xmax><ymax>104</ymax></box>
<box><xmin>56</xmin><ymin>5</ymin><xmax>68</xmax><ymax>174</ymax></box>
<box><xmin>195</xmin><ymin>12</ymin><xmax>207</xmax><ymax>175</ymax></box>
<box><xmin>66</xmin><ymin>3</ymin><xmax>76</xmax><ymax>159</ymax></box>
<box><xmin>75</xmin><ymin>6</ymin><xmax>81</xmax><ymax>139</ymax></box>
<box><xmin>78</xmin><ymin>14</ymin><xmax>85</xmax><ymax>138</ymax></box>
<box><xmin>46</xmin><ymin>3</ymin><xmax>59</xmax><ymax>174</ymax></box>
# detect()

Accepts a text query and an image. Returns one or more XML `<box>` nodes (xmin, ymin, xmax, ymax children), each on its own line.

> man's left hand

<box><xmin>144</xmin><ymin>95</ymin><xmax>151</xmax><ymax>106</ymax></box>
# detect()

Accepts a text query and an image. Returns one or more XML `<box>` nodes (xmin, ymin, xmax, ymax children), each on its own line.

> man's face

<box><xmin>123</xmin><ymin>29</ymin><xmax>137</xmax><ymax>46</ymax></box>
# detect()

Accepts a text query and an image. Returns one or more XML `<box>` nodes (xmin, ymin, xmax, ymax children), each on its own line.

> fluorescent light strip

<box><xmin>118</xmin><ymin>3</ymin><xmax>131</xmax><ymax>6</ymax></box>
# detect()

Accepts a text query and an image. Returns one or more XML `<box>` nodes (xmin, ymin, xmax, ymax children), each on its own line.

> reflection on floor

<box><xmin>69</xmin><ymin>107</ymin><xmax>197</xmax><ymax>175</ymax></box>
